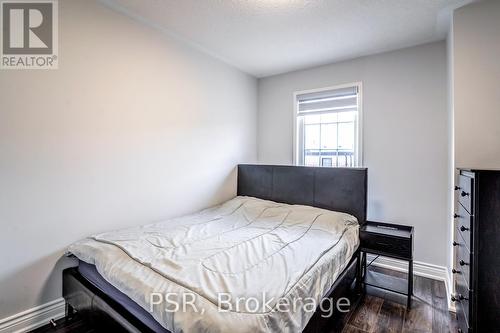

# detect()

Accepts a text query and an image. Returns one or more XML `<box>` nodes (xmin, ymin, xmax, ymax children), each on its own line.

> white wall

<box><xmin>258</xmin><ymin>42</ymin><xmax>449</xmax><ymax>267</ymax></box>
<box><xmin>0</xmin><ymin>0</ymin><xmax>257</xmax><ymax>319</ymax></box>
<box><xmin>453</xmin><ymin>0</ymin><xmax>500</xmax><ymax>168</ymax></box>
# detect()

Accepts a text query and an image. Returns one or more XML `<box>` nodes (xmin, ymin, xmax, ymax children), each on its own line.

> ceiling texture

<box><xmin>101</xmin><ymin>0</ymin><xmax>476</xmax><ymax>77</ymax></box>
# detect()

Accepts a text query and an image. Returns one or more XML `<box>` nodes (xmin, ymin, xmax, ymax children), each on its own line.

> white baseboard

<box><xmin>366</xmin><ymin>254</ymin><xmax>454</xmax><ymax>312</ymax></box>
<box><xmin>0</xmin><ymin>298</ymin><xmax>66</xmax><ymax>333</ymax></box>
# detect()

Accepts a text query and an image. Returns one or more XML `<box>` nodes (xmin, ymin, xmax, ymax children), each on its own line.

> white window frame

<box><xmin>293</xmin><ymin>82</ymin><xmax>363</xmax><ymax>167</ymax></box>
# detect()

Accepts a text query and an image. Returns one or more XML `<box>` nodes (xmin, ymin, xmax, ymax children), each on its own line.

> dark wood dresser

<box><xmin>452</xmin><ymin>169</ymin><xmax>500</xmax><ymax>333</ymax></box>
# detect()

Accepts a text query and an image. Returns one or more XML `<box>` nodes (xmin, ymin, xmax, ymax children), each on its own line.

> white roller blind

<box><xmin>297</xmin><ymin>86</ymin><xmax>358</xmax><ymax>115</ymax></box>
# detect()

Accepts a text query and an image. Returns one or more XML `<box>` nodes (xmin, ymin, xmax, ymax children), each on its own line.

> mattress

<box><xmin>78</xmin><ymin>261</ymin><xmax>169</xmax><ymax>332</ymax></box>
<box><xmin>68</xmin><ymin>196</ymin><xmax>359</xmax><ymax>333</ymax></box>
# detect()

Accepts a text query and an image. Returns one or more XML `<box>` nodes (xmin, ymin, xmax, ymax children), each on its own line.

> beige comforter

<box><xmin>68</xmin><ymin>196</ymin><xmax>359</xmax><ymax>333</ymax></box>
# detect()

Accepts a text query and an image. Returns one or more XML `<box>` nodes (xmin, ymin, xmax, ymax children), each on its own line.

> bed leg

<box><xmin>355</xmin><ymin>251</ymin><xmax>362</xmax><ymax>295</ymax></box>
<box><xmin>65</xmin><ymin>303</ymin><xmax>75</xmax><ymax>319</ymax></box>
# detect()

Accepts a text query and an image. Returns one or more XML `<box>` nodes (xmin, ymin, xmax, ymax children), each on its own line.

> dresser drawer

<box><xmin>360</xmin><ymin>232</ymin><xmax>411</xmax><ymax>259</ymax></box>
<box><xmin>455</xmin><ymin>204</ymin><xmax>473</xmax><ymax>252</ymax></box>
<box><xmin>453</xmin><ymin>231</ymin><xmax>471</xmax><ymax>287</ymax></box>
<box><xmin>457</xmin><ymin>174</ymin><xmax>473</xmax><ymax>214</ymax></box>
<box><xmin>455</xmin><ymin>274</ymin><xmax>472</xmax><ymax>328</ymax></box>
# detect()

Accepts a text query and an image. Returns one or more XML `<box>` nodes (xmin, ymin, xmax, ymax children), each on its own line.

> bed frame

<box><xmin>237</xmin><ymin>164</ymin><xmax>367</xmax><ymax>224</ymax></box>
<box><xmin>63</xmin><ymin>164</ymin><xmax>368</xmax><ymax>332</ymax></box>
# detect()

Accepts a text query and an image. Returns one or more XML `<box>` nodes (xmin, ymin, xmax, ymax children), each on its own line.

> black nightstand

<box><xmin>359</xmin><ymin>221</ymin><xmax>414</xmax><ymax>308</ymax></box>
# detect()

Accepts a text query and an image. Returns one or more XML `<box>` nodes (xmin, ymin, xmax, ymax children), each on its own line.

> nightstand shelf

<box><xmin>364</xmin><ymin>270</ymin><xmax>407</xmax><ymax>295</ymax></box>
<box><xmin>360</xmin><ymin>221</ymin><xmax>414</xmax><ymax>308</ymax></box>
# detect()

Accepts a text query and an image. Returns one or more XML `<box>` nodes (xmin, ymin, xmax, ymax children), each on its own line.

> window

<box><xmin>294</xmin><ymin>84</ymin><xmax>362</xmax><ymax>167</ymax></box>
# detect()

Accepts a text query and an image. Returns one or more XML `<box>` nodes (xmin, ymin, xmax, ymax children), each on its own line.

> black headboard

<box><xmin>237</xmin><ymin>164</ymin><xmax>367</xmax><ymax>225</ymax></box>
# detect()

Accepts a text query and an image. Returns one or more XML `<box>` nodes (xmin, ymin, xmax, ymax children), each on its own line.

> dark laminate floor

<box><xmin>31</xmin><ymin>266</ymin><xmax>457</xmax><ymax>333</ymax></box>
<box><xmin>339</xmin><ymin>266</ymin><xmax>457</xmax><ymax>333</ymax></box>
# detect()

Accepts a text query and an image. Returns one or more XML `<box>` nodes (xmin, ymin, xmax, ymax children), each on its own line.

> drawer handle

<box><xmin>453</xmin><ymin>241</ymin><xmax>459</xmax><ymax>247</ymax></box>
<box><xmin>452</xmin><ymin>268</ymin><xmax>461</xmax><ymax>274</ymax></box>
<box><xmin>454</xmin><ymin>214</ymin><xmax>461</xmax><ymax>219</ymax></box>
<box><xmin>461</xmin><ymin>191</ymin><xmax>470</xmax><ymax>197</ymax></box>
<box><xmin>459</xmin><ymin>260</ymin><xmax>468</xmax><ymax>266</ymax></box>
<box><xmin>450</xmin><ymin>294</ymin><xmax>468</xmax><ymax>302</ymax></box>
<box><xmin>460</xmin><ymin>226</ymin><xmax>469</xmax><ymax>232</ymax></box>
<box><xmin>455</xmin><ymin>186</ymin><xmax>461</xmax><ymax>191</ymax></box>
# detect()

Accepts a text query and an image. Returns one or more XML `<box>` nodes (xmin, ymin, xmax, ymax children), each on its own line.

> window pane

<box><xmin>304</xmin><ymin>124</ymin><xmax>320</xmax><ymax>149</ymax></box>
<box><xmin>320</xmin><ymin>123</ymin><xmax>337</xmax><ymax>149</ymax></box>
<box><xmin>335</xmin><ymin>154</ymin><xmax>353</xmax><ymax>167</ymax></box>
<box><xmin>338</xmin><ymin>111</ymin><xmax>355</xmax><ymax>122</ymax></box>
<box><xmin>320</xmin><ymin>112</ymin><xmax>337</xmax><ymax>123</ymax></box>
<box><xmin>304</xmin><ymin>152</ymin><xmax>319</xmax><ymax>167</ymax></box>
<box><xmin>338</xmin><ymin>122</ymin><xmax>354</xmax><ymax>150</ymax></box>
<box><xmin>297</xmin><ymin>86</ymin><xmax>359</xmax><ymax>168</ymax></box>
<box><xmin>304</xmin><ymin>114</ymin><xmax>320</xmax><ymax>125</ymax></box>
<box><xmin>321</xmin><ymin>157</ymin><xmax>333</xmax><ymax>167</ymax></box>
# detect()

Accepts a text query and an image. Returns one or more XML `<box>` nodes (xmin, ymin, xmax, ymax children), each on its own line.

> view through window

<box><xmin>295</xmin><ymin>84</ymin><xmax>361</xmax><ymax>167</ymax></box>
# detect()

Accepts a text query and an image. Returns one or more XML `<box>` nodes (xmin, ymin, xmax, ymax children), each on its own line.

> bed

<box><xmin>64</xmin><ymin>164</ymin><xmax>367</xmax><ymax>333</ymax></box>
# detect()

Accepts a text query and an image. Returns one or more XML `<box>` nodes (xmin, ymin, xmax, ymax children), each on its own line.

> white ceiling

<box><xmin>102</xmin><ymin>0</ymin><xmax>474</xmax><ymax>78</ymax></box>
